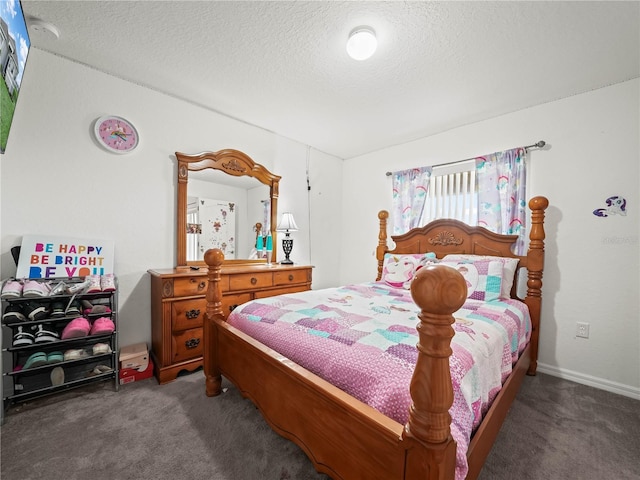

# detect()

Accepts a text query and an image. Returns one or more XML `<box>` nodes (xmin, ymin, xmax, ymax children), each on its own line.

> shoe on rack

<box><xmin>66</xmin><ymin>279</ymin><xmax>90</xmax><ymax>295</ymax></box>
<box><xmin>22</xmin><ymin>280</ymin><xmax>51</xmax><ymax>298</ymax></box>
<box><xmin>24</xmin><ymin>351</ymin><xmax>48</xmax><ymax>369</ymax></box>
<box><xmin>23</xmin><ymin>302</ymin><xmax>50</xmax><ymax>321</ymax></box>
<box><xmin>65</xmin><ymin>300</ymin><xmax>82</xmax><ymax>316</ymax></box>
<box><xmin>92</xmin><ymin>343</ymin><xmax>112</xmax><ymax>355</ymax></box>
<box><xmin>47</xmin><ymin>351</ymin><xmax>64</xmax><ymax>364</ymax></box>
<box><xmin>100</xmin><ymin>274</ymin><xmax>116</xmax><ymax>292</ymax></box>
<box><xmin>86</xmin><ymin>275</ymin><xmax>102</xmax><ymax>294</ymax></box>
<box><xmin>63</xmin><ymin>348</ymin><xmax>90</xmax><ymax>361</ymax></box>
<box><xmin>49</xmin><ymin>281</ymin><xmax>68</xmax><ymax>296</ymax></box>
<box><xmin>50</xmin><ymin>366</ymin><xmax>65</xmax><ymax>386</ymax></box>
<box><xmin>90</xmin><ymin>317</ymin><xmax>115</xmax><ymax>336</ymax></box>
<box><xmin>51</xmin><ymin>301</ymin><xmax>66</xmax><ymax>317</ymax></box>
<box><xmin>61</xmin><ymin>317</ymin><xmax>91</xmax><ymax>339</ymax></box>
<box><xmin>87</xmin><ymin>364</ymin><xmax>113</xmax><ymax>377</ymax></box>
<box><xmin>3</xmin><ymin>304</ymin><xmax>26</xmax><ymax>323</ymax></box>
<box><xmin>34</xmin><ymin>324</ymin><xmax>60</xmax><ymax>343</ymax></box>
<box><xmin>13</xmin><ymin>326</ymin><xmax>35</xmax><ymax>347</ymax></box>
<box><xmin>1</xmin><ymin>279</ymin><xmax>23</xmax><ymax>299</ymax></box>
<box><xmin>81</xmin><ymin>300</ymin><xmax>94</xmax><ymax>312</ymax></box>
<box><xmin>84</xmin><ymin>304</ymin><xmax>112</xmax><ymax>316</ymax></box>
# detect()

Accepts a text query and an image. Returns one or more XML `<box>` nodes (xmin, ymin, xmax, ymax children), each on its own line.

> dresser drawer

<box><xmin>229</xmin><ymin>272</ymin><xmax>273</xmax><ymax>291</ymax></box>
<box><xmin>172</xmin><ymin>298</ymin><xmax>207</xmax><ymax>331</ymax></box>
<box><xmin>172</xmin><ymin>327</ymin><xmax>203</xmax><ymax>363</ymax></box>
<box><xmin>222</xmin><ymin>293</ymin><xmax>252</xmax><ymax>317</ymax></box>
<box><xmin>254</xmin><ymin>285</ymin><xmax>309</xmax><ymax>299</ymax></box>
<box><xmin>172</xmin><ymin>277</ymin><xmax>208</xmax><ymax>297</ymax></box>
<box><xmin>274</xmin><ymin>269</ymin><xmax>309</xmax><ymax>286</ymax></box>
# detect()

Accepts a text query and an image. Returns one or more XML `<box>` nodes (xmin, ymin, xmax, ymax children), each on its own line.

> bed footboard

<box><xmin>204</xmin><ymin>248</ymin><xmax>468</xmax><ymax>479</ymax></box>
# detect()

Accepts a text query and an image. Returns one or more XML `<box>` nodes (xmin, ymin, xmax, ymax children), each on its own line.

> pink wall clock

<box><xmin>93</xmin><ymin>115</ymin><xmax>139</xmax><ymax>154</ymax></box>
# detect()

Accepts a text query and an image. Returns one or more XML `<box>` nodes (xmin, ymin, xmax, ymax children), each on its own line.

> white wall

<box><xmin>0</xmin><ymin>49</ymin><xmax>343</xmax><ymax>354</ymax></box>
<box><xmin>2</xmin><ymin>48</ymin><xmax>637</xmax><ymax>402</ymax></box>
<box><xmin>341</xmin><ymin>79</ymin><xmax>640</xmax><ymax>398</ymax></box>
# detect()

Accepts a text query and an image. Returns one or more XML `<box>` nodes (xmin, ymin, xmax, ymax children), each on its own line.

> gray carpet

<box><xmin>1</xmin><ymin>371</ymin><xmax>638</xmax><ymax>480</ymax></box>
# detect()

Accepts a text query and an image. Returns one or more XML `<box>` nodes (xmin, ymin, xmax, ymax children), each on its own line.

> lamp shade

<box><xmin>276</xmin><ymin>213</ymin><xmax>299</xmax><ymax>232</ymax></box>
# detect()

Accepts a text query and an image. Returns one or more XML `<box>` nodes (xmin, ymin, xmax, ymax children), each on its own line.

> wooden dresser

<box><xmin>148</xmin><ymin>264</ymin><xmax>313</xmax><ymax>384</ymax></box>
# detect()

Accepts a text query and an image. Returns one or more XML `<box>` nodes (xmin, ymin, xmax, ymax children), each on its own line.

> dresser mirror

<box><xmin>176</xmin><ymin>149</ymin><xmax>281</xmax><ymax>267</ymax></box>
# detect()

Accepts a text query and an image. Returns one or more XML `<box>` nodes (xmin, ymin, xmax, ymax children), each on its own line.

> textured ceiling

<box><xmin>21</xmin><ymin>1</ymin><xmax>640</xmax><ymax>159</ymax></box>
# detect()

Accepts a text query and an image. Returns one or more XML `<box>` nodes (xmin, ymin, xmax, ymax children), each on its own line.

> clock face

<box><xmin>94</xmin><ymin>116</ymin><xmax>139</xmax><ymax>153</ymax></box>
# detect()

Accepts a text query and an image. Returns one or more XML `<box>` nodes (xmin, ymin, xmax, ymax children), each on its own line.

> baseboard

<box><xmin>537</xmin><ymin>363</ymin><xmax>640</xmax><ymax>401</ymax></box>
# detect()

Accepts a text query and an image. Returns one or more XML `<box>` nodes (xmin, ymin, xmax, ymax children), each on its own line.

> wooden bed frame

<box><xmin>203</xmin><ymin>196</ymin><xmax>548</xmax><ymax>480</ymax></box>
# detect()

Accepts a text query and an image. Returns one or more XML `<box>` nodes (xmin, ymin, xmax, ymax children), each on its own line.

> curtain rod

<box><xmin>385</xmin><ymin>140</ymin><xmax>546</xmax><ymax>177</ymax></box>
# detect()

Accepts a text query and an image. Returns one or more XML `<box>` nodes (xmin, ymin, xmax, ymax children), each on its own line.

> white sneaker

<box><xmin>63</xmin><ymin>348</ymin><xmax>89</xmax><ymax>361</ymax></box>
<box><xmin>92</xmin><ymin>343</ymin><xmax>112</xmax><ymax>355</ymax></box>
<box><xmin>66</xmin><ymin>279</ymin><xmax>90</xmax><ymax>295</ymax></box>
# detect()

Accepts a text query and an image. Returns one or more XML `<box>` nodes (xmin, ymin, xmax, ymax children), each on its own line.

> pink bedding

<box><xmin>227</xmin><ymin>281</ymin><xmax>531</xmax><ymax>480</ymax></box>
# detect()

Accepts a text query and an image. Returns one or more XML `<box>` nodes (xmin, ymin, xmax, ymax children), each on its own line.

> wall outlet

<box><xmin>576</xmin><ymin>322</ymin><xmax>590</xmax><ymax>338</ymax></box>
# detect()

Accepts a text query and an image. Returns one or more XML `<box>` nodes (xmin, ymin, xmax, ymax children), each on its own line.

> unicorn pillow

<box><xmin>381</xmin><ymin>253</ymin><xmax>438</xmax><ymax>289</ymax></box>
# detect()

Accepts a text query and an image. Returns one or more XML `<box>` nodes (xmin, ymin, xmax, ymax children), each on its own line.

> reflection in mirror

<box><xmin>176</xmin><ymin>149</ymin><xmax>281</xmax><ymax>267</ymax></box>
<box><xmin>185</xmin><ymin>169</ymin><xmax>270</xmax><ymax>261</ymax></box>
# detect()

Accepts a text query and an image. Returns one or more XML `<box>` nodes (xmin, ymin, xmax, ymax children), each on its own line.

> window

<box><xmin>391</xmin><ymin>146</ymin><xmax>527</xmax><ymax>253</ymax></box>
<box><xmin>421</xmin><ymin>160</ymin><xmax>477</xmax><ymax>225</ymax></box>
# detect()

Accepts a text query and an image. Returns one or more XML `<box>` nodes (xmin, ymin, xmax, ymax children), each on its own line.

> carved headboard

<box><xmin>375</xmin><ymin>197</ymin><xmax>549</xmax><ymax>300</ymax></box>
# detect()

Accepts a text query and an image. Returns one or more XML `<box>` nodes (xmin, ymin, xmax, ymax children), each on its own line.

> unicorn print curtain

<box><xmin>392</xmin><ymin>167</ymin><xmax>432</xmax><ymax>234</ymax></box>
<box><xmin>475</xmin><ymin>148</ymin><xmax>527</xmax><ymax>254</ymax></box>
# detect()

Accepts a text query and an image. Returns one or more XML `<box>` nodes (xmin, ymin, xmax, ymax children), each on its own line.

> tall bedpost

<box><xmin>377</xmin><ymin>210</ymin><xmax>390</xmax><ymax>281</ymax></box>
<box><xmin>403</xmin><ymin>264</ymin><xmax>467</xmax><ymax>477</ymax></box>
<box><xmin>525</xmin><ymin>196</ymin><xmax>549</xmax><ymax>375</ymax></box>
<box><xmin>204</xmin><ymin>248</ymin><xmax>225</xmax><ymax>396</ymax></box>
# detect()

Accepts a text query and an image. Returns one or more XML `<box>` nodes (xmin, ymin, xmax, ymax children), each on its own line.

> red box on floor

<box><xmin>119</xmin><ymin>357</ymin><xmax>154</xmax><ymax>385</ymax></box>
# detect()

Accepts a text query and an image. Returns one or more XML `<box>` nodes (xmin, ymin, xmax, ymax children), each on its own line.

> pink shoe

<box><xmin>85</xmin><ymin>275</ymin><xmax>102</xmax><ymax>294</ymax></box>
<box><xmin>90</xmin><ymin>317</ymin><xmax>115</xmax><ymax>336</ymax></box>
<box><xmin>22</xmin><ymin>280</ymin><xmax>51</xmax><ymax>298</ymax></box>
<box><xmin>100</xmin><ymin>274</ymin><xmax>116</xmax><ymax>292</ymax></box>
<box><xmin>1</xmin><ymin>279</ymin><xmax>23</xmax><ymax>299</ymax></box>
<box><xmin>82</xmin><ymin>304</ymin><xmax>112</xmax><ymax>316</ymax></box>
<box><xmin>61</xmin><ymin>317</ymin><xmax>91</xmax><ymax>339</ymax></box>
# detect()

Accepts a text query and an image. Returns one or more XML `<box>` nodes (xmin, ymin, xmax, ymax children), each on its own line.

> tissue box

<box><xmin>119</xmin><ymin>342</ymin><xmax>149</xmax><ymax>371</ymax></box>
<box><xmin>119</xmin><ymin>357</ymin><xmax>154</xmax><ymax>385</ymax></box>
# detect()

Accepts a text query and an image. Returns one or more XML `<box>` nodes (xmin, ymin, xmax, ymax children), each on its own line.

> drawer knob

<box><xmin>288</xmin><ymin>274</ymin><xmax>294</xmax><ymax>281</ymax></box>
<box><xmin>250</xmin><ymin>277</ymin><xmax>257</xmax><ymax>285</ymax></box>
<box><xmin>185</xmin><ymin>309</ymin><xmax>201</xmax><ymax>319</ymax></box>
<box><xmin>185</xmin><ymin>338</ymin><xmax>201</xmax><ymax>349</ymax></box>
<box><xmin>190</xmin><ymin>279</ymin><xmax>207</xmax><ymax>290</ymax></box>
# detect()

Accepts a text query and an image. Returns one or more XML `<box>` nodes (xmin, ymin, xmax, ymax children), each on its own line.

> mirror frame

<box><xmin>176</xmin><ymin>149</ymin><xmax>281</xmax><ymax>267</ymax></box>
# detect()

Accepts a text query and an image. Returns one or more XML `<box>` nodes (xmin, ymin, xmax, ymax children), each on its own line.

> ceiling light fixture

<box><xmin>346</xmin><ymin>27</ymin><xmax>377</xmax><ymax>61</ymax></box>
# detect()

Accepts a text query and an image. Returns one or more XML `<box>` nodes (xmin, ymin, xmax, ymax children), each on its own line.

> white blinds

<box><xmin>422</xmin><ymin>168</ymin><xmax>477</xmax><ymax>225</ymax></box>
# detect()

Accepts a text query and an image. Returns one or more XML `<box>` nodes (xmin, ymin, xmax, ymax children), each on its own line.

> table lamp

<box><xmin>276</xmin><ymin>213</ymin><xmax>299</xmax><ymax>264</ymax></box>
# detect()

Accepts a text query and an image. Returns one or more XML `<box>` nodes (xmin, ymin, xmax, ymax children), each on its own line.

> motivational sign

<box><xmin>16</xmin><ymin>235</ymin><xmax>115</xmax><ymax>279</ymax></box>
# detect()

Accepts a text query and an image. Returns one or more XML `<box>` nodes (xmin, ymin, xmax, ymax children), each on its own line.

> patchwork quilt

<box><xmin>227</xmin><ymin>281</ymin><xmax>531</xmax><ymax>480</ymax></box>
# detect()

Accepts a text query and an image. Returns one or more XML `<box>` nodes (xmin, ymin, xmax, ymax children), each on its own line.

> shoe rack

<box><xmin>1</xmin><ymin>276</ymin><xmax>119</xmax><ymax>411</ymax></box>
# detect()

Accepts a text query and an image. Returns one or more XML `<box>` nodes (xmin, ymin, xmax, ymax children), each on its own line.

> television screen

<box><xmin>0</xmin><ymin>0</ymin><xmax>30</xmax><ymax>154</ymax></box>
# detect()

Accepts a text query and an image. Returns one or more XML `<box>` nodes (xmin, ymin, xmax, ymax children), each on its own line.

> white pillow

<box><xmin>440</xmin><ymin>259</ymin><xmax>504</xmax><ymax>302</ymax></box>
<box><xmin>442</xmin><ymin>254</ymin><xmax>519</xmax><ymax>298</ymax></box>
